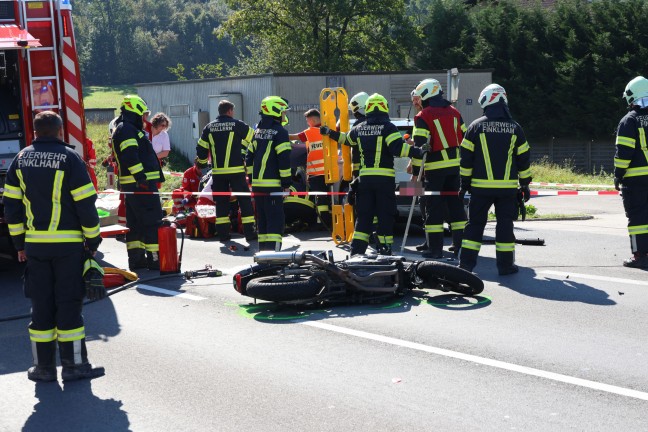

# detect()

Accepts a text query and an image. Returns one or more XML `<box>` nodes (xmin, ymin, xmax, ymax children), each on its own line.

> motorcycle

<box><xmin>233</xmin><ymin>250</ymin><xmax>484</xmax><ymax>305</ymax></box>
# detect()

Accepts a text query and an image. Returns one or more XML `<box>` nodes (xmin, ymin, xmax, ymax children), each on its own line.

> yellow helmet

<box><xmin>349</xmin><ymin>92</ymin><xmax>369</xmax><ymax>115</ymax></box>
<box><xmin>121</xmin><ymin>95</ymin><xmax>148</xmax><ymax>116</ymax></box>
<box><xmin>623</xmin><ymin>76</ymin><xmax>648</xmax><ymax>106</ymax></box>
<box><xmin>365</xmin><ymin>93</ymin><xmax>389</xmax><ymax>114</ymax></box>
<box><xmin>260</xmin><ymin>96</ymin><xmax>290</xmax><ymax>117</ymax></box>
<box><xmin>413</xmin><ymin>79</ymin><xmax>442</xmax><ymax>100</ymax></box>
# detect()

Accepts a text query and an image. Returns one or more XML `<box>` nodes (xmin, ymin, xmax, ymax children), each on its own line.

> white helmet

<box><xmin>478</xmin><ymin>84</ymin><xmax>508</xmax><ymax>109</ymax></box>
<box><xmin>412</xmin><ymin>78</ymin><xmax>442</xmax><ymax>100</ymax></box>
<box><xmin>108</xmin><ymin>116</ymin><xmax>119</xmax><ymax>135</ymax></box>
<box><xmin>623</xmin><ymin>76</ymin><xmax>648</xmax><ymax>106</ymax></box>
<box><xmin>349</xmin><ymin>92</ymin><xmax>369</xmax><ymax>115</ymax></box>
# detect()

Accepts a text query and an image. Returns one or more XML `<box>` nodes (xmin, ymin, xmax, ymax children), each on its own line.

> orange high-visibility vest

<box><xmin>304</xmin><ymin>127</ymin><xmax>325</xmax><ymax>177</ymax></box>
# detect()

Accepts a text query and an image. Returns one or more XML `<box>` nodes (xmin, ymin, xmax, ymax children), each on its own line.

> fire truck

<box><xmin>0</xmin><ymin>0</ymin><xmax>95</xmax><ymax>242</ymax></box>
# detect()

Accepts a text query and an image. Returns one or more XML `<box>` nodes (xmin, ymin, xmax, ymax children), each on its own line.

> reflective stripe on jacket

<box><xmin>615</xmin><ymin>108</ymin><xmax>648</xmax><ymax>180</ymax></box>
<box><xmin>197</xmin><ymin>115</ymin><xmax>254</xmax><ymax>175</ymax></box>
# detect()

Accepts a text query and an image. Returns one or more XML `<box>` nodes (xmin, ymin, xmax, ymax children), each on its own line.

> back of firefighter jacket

<box><xmin>615</xmin><ymin>108</ymin><xmax>648</xmax><ymax>182</ymax></box>
<box><xmin>345</xmin><ymin>113</ymin><xmax>422</xmax><ymax>177</ymax></box>
<box><xmin>3</xmin><ymin>138</ymin><xmax>101</xmax><ymax>255</ymax></box>
<box><xmin>460</xmin><ymin>108</ymin><xmax>531</xmax><ymax>195</ymax></box>
<box><xmin>112</xmin><ymin>117</ymin><xmax>164</xmax><ymax>185</ymax></box>
<box><xmin>245</xmin><ymin>116</ymin><xmax>292</xmax><ymax>190</ymax></box>
<box><xmin>197</xmin><ymin>115</ymin><xmax>254</xmax><ymax>175</ymax></box>
<box><xmin>412</xmin><ymin>103</ymin><xmax>466</xmax><ymax>175</ymax></box>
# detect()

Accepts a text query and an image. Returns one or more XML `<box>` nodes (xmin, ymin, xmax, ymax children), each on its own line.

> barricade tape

<box><xmin>530</xmin><ymin>181</ymin><xmax>613</xmax><ymax>189</ymax></box>
<box><xmin>97</xmin><ymin>189</ymin><xmax>620</xmax><ymax>197</ymax></box>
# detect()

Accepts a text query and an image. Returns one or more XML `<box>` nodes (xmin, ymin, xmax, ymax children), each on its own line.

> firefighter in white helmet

<box><xmin>459</xmin><ymin>84</ymin><xmax>532</xmax><ymax>275</ymax></box>
<box><xmin>411</xmin><ymin>78</ymin><xmax>468</xmax><ymax>258</ymax></box>
<box><xmin>614</xmin><ymin>76</ymin><xmax>648</xmax><ymax>268</ymax></box>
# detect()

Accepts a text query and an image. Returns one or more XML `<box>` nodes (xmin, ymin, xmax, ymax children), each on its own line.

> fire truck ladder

<box><xmin>19</xmin><ymin>0</ymin><xmax>62</xmax><ymax>113</ymax></box>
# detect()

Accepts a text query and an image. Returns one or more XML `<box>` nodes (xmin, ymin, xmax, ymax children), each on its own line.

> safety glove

<box><xmin>520</xmin><ymin>185</ymin><xmax>531</xmax><ymax>202</ymax></box>
<box><xmin>319</xmin><ymin>126</ymin><xmax>331</xmax><ymax>136</ymax></box>
<box><xmin>614</xmin><ymin>177</ymin><xmax>622</xmax><ymax>191</ymax></box>
<box><xmin>83</xmin><ymin>257</ymin><xmax>107</xmax><ymax>301</ymax></box>
<box><xmin>419</xmin><ymin>142</ymin><xmax>431</xmax><ymax>154</ymax></box>
<box><xmin>134</xmin><ymin>172</ymin><xmax>149</xmax><ymax>191</ymax></box>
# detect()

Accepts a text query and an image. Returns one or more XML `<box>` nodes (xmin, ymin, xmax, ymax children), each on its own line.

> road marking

<box><xmin>300</xmin><ymin>321</ymin><xmax>648</xmax><ymax>401</ymax></box>
<box><xmin>137</xmin><ymin>284</ymin><xmax>206</xmax><ymax>301</ymax></box>
<box><xmin>540</xmin><ymin>270</ymin><xmax>648</xmax><ymax>287</ymax></box>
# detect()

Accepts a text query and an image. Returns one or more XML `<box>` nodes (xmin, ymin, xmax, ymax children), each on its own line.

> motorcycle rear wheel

<box><xmin>416</xmin><ymin>261</ymin><xmax>484</xmax><ymax>296</ymax></box>
<box><xmin>246</xmin><ymin>275</ymin><xmax>324</xmax><ymax>302</ymax></box>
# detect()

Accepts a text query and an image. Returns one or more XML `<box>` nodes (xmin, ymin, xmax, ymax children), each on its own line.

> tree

<box><xmin>219</xmin><ymin>0</ymin><xmax>417</xmax><ymax>74</ymax></box>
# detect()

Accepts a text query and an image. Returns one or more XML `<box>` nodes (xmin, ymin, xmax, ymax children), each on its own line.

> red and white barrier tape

<box><xmin>530</xmin><ymin>181</ymin><xmax>613</xmax><ymax>189</ymax></box>
<box><xmin>531</xmin><ymin>190</ymin><xmax>619</xmax><ymax>196</ymax></box>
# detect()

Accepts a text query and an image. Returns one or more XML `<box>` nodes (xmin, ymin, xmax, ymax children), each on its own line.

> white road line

<box><xmin>137</xmin><ymin>284</ymin><xmax>206</xmax><ymax>301</ymax></box>
<box><xmin>301</xmin><ymin>321</ymin><xmax>648</xmax><ymax>401</ymax></box>
<box><xmin>540</xmin><ymin>270</ymin><xmax>648</xmax><ymax>287</ymax></box>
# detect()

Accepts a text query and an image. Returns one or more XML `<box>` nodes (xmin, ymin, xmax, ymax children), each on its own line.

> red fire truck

<box><xmin>0</xmin><ymin>0</ymin><xmax>96</xmax><ymax>242</ymax></box>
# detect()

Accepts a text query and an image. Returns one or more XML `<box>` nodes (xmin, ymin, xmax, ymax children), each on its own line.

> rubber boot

<box><xmin>128</xmin><ymin>249</ymin><xmax>147</xmax><ymax>270</ymax></box>
<box><xmin>496</xmin><ymin>251</ymin><xmax>518</xmax><ymax>275</ymax></box>
<box><xmin>451</xmin><ymin>229</ymin><xmax>463</xmax><ymax>257</ymax></box>
<box><xmin>27</xmin><ymin>340</ymin><xmax>57</xmax><ymax>382</ymax></box>
<box><xmin>623</xmin><ymin>253</ymin><xmax>648</xmax><ymax>269</ymax></box>
<box><xmin>422</xmin><ymin>232</ymin><xmax>444</xmax><ymax>259</ymax></box>
<box><xmin>350</xmin><ymin>240</ymin><xmax>368</xmax><ymax>256</ymax></box>
<box><xmin>59</xmin><ymin>339</ymin><xmax>105</xmax><ymax>382</ymax></box>
<box><xmin>459</xmin><ymin>247</ymin><xmax>478</xmax><ymax>272</ymax></box>
<box><xmin>216</xmin><ymin>223</ymin><xmax>231</xmax><ymax>242</ymax></box>
<box><xmin>243</xmin><ymin>223</ymin><xmax>258</xmax><ymax>242</ymax></box>
<box><xmin>147</xmin><ymin>251</ymin><xmax>160</xmax><ymax>271</ymax></box>
<box><xmin>376</xmin><ymin>244</ymin><xmax>392</xmax><ymax>256</ymax></box>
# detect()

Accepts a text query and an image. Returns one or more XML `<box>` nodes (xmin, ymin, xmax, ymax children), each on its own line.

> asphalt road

<box><xmin>1</xmin><ymin>194</ymin><xmax>647</xmax><ymax>431</ymax></box>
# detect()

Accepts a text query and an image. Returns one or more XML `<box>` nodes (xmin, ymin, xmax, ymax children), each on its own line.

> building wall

<box><xmin>136</xmin><ymin>71</ymin><xmax>492</xmax><ymax>161</ymax></box>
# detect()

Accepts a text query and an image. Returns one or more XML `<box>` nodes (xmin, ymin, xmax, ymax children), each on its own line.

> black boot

<box><xmin>496</xmin><ymin>250</ymin><xmax>518</xmax><ymax>275</ymax></box>
<box><xmin>27</xmin><ymin>340</ymin><xmax>57</xmax><ymax>382</ymax></box>
<box><xmin>59</xmin><ymin>338</ymin><xmax>105</xmax><ymax>382</ymax></box>
<box><xmin>376</xmin><ymin>244</ymin><xmax>392</xmax><ymax>256</ymax></box>
<box><xmin>147</xmin><ymin>251</ymin><xmax>160</xmax><ymax>271</ymax></box>
<box><xmin>451</xmin><ymin>229</ymin><xmax>463</xmax><ymax>257</ymax></box>
<box><xmin>623</xmin><ymin>253</ymin><xmax>648</xmax><ymax>269</ymax></box>
<box><xmin>415</xmin><ymin>242</ymin><xmax>428</xmax><ymax>251</ymax></box>
<box><xmin>128</xmin><ymin>250</ymin><xmax>147</xmax><ymax>270</ymax></box>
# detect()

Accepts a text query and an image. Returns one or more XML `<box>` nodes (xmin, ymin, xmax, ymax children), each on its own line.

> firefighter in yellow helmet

<box><xmin>112</xmin><ymin>95</ymin><xmax>164</xmax><ymax>270</ymax></box>
<box><xmin>614</xmin><ymin>76</ymin><xmax>648</xmax><ymax>268</ymax></box>
<box><xmin>459</xmin><ymin>84</ymin><xmax>532</xmax><ymax>275</ymax></box>
<box><xmin>321</xmin><ymin>93</ymin><xmax>429</xmax><ymax>255</ymax></box>
<box><xmin>246</xmin><ymin>96</ymin><xmax>292</xmax><ymax>251</ymax></box>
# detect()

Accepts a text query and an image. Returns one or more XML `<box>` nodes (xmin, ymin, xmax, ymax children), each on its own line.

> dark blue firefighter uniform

<box><xmin>3</xmin><ymin>137</ymin><xmax>102</xmax><ymax>378</ymax></box>
<box><xmin>245</xmin><ymin>115</ymin><xmax>292</xmax><ymax>251</ymax></box>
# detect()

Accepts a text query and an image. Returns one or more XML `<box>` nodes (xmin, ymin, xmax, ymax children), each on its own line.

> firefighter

<box><xmin>289</xmin><ymin>109</ymin><xmax>331</xmax><ymax>228</ymax></box>
<box><xmin>614</xmin><ymin>76</ymin><xmax>648</xmax><ymax>268</ymax></box>
<box><xmin>348</xmin><ymin>92</ymin><xmax>369</xmax><ymax>178</ymax></box>
<box><xmin>246</xmin><ymin>96</ymin><xmax>292</xmax><ymax>251</ymax></box>
<box><xmin>284</xmin><ymin>166</ymin><xmax>317</xmax><ymax>231</ymax></box>
<box><xmin>459</xmin><ymin>84</ymin><xmax>532</xmax><ymax>275</ymax></box>
<box><xmin>112</xmin><ymin>95</ymin><xmax>164</xmax><ymax>270</ymax></box>
<box><xmin>196</xmin><ymin>100</ymin><xmax>257</xmax><ymax>242</ymax></box>
<box><xmin>3</xmin><ymin>111</ymin><xmax>104</xmax><ymax>382</ymax></box>
<box><xmin>411</xmin><ymin>79</ymin><xmax>468</xmax><ymax>258</ymax></box>
<box><xmin>321</xmin><ymin>93</ymin><xmax>429</xmax><ymax>255</ymax></box>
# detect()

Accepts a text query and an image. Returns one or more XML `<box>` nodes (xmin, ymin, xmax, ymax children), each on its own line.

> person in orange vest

<box><xmin>289</xmin><ymin>109</ymin><xmax>331</xmax><ymax>228</ymax></box>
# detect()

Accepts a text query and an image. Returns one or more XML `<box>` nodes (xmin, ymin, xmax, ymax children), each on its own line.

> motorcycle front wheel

<box><xmin>246</xmin><ymin>275</ymin><xmax>325</xmax><ymax>302</ymax></box>
<box><xmin>416</xmin><ymin>261</ymin><xmax>484</xmax><ymax>296</ymax></box>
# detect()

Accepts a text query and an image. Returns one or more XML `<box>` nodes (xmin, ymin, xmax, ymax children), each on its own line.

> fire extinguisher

<box><xmin>158</xmin><ymin>221</ymin><xmax>184</xmax><ymax>275</ymax></box>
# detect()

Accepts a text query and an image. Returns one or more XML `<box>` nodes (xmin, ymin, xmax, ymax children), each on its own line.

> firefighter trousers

<box><xmin>123</xmin><ymin>182</ymin><xmax>162</xmax><ymax>261</ymax></box>
<box><xmin>285</xmin><ymin>202</ymin><xmax>317</xmax><ymax>227</ymax></box>
<box><xmin>211</xmin><ymin>173</ymin><xmax>256</xmax><ymax>240</ymax></box>
<box><xmin>255</xmin><ymin>192</ymin><xmax>284</xmax><ymax>251</ymax></box>
<box><xmin>351</xmin><ymin>177</ymin><xmax>396</xmax><ymax>255</ymax></box>
<box><xmin>24</xmin><ymin>246</ymin><xmax>85</xmax><ymax>367</ymax></box>
<box><xmin>424</xmin><ymin>173</ymin><xmax>467</xmax><ymax>256</ymax></box>
<box><xmin>460</xmin><ymin>193</ymin><xmax>517</xmax><ymax>272</ymax></box>
<box><xmin>621</xmin><ymin>178</ymin><xmax>648</xmax><ymax>254</ymax></box>
<box><xmin>309</xmin><ymin>175</ymin><xmax>331</xmax><ymax>228</ymax></box>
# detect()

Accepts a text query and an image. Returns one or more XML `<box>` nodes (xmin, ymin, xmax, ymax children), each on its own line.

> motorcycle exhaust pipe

<box><xmin>254</xmin><ymin>251</ymin><xmax>308</xmax><ymax>265</ymax></box>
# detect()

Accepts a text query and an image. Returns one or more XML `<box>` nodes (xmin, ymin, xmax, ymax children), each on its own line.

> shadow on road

<box><xmin>474</xmin><ymin>257</ymin><xmax>616</xmax><ymax>306</ymax></box>
<box><xmin>23</xmin><ymin>381</ymin><xmax>131</xmax><ymax>432</ymax></box>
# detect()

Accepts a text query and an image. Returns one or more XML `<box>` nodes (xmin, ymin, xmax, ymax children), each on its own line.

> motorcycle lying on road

<box><xmin>233</xmin><ymin>250</ymin><xmax>484</xmax><ymax>305</ymax></box>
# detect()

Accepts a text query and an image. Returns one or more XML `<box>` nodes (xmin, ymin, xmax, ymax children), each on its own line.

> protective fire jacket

<box><xmin>196</xmin><ymin>115</ymin><xmax>255</xmax><ymax>175</ymax></box>
<box><xmin>245</xmin><ymin>115</ymin><xmax>292</xmax><ymax>190</ymax></box>
<box><xmin>614</xmin><ymin>107</ymin><xmax>648</xmax><ymax>181</ymax></box>
<box><xmin>3</xmin><ymin>137</ymin><xmax>101</xmax><ymax>254</ymax></box>
<box><xmin>460</xmin><ymin>104</ymin><xmax>531</xmax><ymax>195</ymax></box>
<box><xmin>285</xmin><ymin>177</ymin><xmax>316</xmax><ymax>209</ymax></box>
<box><xmin>112</xmin><ymin>113</ymin><xmax>163</xmax><ymax>185</ymax></box>
<box><xmin>332</xmin><ymin>112</ymin><xmax>423</xmax><ymax>178</ymax></box>
<box><xmin>351</xmin><ymin>114</ymin><xmax>366</xmax><ymax>176</ymax></box>
<box><xmin>412</xmin><ymin>99</ymin><xmax>466</xmax><ymax>175</ymax></box>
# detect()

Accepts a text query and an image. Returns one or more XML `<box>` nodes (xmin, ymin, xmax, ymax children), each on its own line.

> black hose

<box><xmin>0</xmin><ymin>273</ymin><xmax>185</xmax><ymax>323</ymax></box>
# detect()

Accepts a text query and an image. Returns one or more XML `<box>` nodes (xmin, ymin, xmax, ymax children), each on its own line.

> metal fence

<box><xmin>531</xmin><ymin>137</ymin><xmax>615</xmax><ymax>174</ymax></box>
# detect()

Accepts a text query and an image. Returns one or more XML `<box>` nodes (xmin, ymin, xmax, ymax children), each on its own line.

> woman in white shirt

<box><xmin>150</xmin><ymin>112</ymin><xmax>172</xmax><ymax>162</ymax></box>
